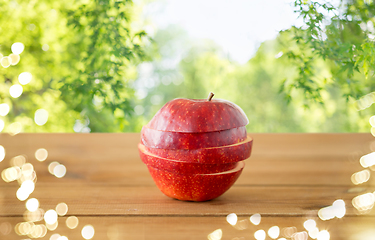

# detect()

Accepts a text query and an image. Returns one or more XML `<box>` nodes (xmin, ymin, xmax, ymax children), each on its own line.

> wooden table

<box><xmin>0</xmin><ymin>133</ymin><xmax>375</xmax><ymax>240</ymax></box>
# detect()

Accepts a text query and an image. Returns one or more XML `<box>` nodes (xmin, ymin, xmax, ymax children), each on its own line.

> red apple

<box><xmin>141</xmin><ymin>136</ymin><xmax>253</xmax><ymax>164</ymax></box>
<box><xmin>146</xmin><ymin>161</ymin><xmax>245</xmax><ymax>201</ymax></box>
<box><xmin>147</xmin><ymin>96</ymin><xmax>248</xmax><ymax>133</ymax></box>
<box><xmin>141</xmin><ymin>126</ymin><xmax>247</xmax><ymax>149</ymax></box>
<box><xmin>139</xmin><ymin>92</ymin><xmax>251</xmax><ymax>201</ymax></box>
<box><xmin>139</xmin><ymin>143</ymin><xmax>239</xmax><ymax>174</ymax></box>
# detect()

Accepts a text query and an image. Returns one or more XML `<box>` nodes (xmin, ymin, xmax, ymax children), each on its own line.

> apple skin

<box><xmin>141</xmin><ymin>126</ymin><xmax>247</xmax><ymax>149</ymax></box>
<box><xmin>139</xmin><ymin>136</ymin><xmax>253</xmax><ymax>164</ymax></box>
<box><xmin>139</xmin><ymin>143</ymin><xmax>239</xmax><ymax>174</ymax></box>
<box><xmin>146</xmin><ymin>161</ymin><xmax>245</xmax><ymax>201</ymax></box>
<box><xmin>147</xmin><ymin>98</ymin><xmax>249</xmax><ymax>133</ymax></box>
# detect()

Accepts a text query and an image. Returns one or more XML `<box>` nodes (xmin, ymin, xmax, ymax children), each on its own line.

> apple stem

<box><xmin>207</xmin><ymin>92</ymin><xmax>215</xmax><ymax>101</ymax></box>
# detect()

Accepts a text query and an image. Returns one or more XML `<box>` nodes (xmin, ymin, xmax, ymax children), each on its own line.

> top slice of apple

<box><xmin>147</xmin><ymin>94</ymin><xmax>249</xmax><ymax>133</ymax></box>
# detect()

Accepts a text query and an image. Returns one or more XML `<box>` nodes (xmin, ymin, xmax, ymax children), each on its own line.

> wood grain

<box><xmin>0</xmin><ymin>133</ymin><xmax>375</xmax><ymax>240</ymax></box>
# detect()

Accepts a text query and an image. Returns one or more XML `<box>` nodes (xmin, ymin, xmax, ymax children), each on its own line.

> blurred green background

<box><xmin>1</xmin><ymin>0</ymin><xmax>375</xmax><ymax>133</ymax></box>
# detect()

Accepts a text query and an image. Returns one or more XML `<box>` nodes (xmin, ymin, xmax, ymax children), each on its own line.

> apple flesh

<box><xmin>147</xmin><ymin>98</ymin><xmax>249</xmax><ymax>133</ymax></box>
<box><xmin>139</xmin><ymin>143</ymin><xmax>239</xmax><ymax>174</ymax></box>
<box><xmin>141</xmin><ymin>126</ymin><xmax>247</xmax><ymax>149</ymax></box>
<box><xmin>140</xmin><ymin>136</ymin><xmax>253</xmax><ymax>164</ymax></box>
<box><xmin>147</xmin><ymin>161</ymin><xmax>245</xmax><ymax>201</ymax></box>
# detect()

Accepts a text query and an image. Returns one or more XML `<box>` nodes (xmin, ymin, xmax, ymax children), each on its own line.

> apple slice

<box><xmin>139</xmin><ymin>136</ymin><xmax>253</xmax><ymax>164</ymax></box>
<box><xmin>146</xmin><ymin>161</ymin><xmax>245</xmax><ymax>201</ymax></box>
<box><xmin>147</xmin><ymin>98</ymin><xmax>249</xmax><ymax>133</ymax></box>
<box><xmin>139</xmin><ymin>144</ymin><xmax>239</xmax><ymax>174</ymax></box>
<box><xmin>141</xmin><ymin>126</ymin><xmax>247</xmax><ymax>149</ymax></box>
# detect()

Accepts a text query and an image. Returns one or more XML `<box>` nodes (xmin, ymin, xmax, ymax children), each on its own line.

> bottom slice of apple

<box><xmin>147</xmin><ymin>161</ymin><xmax>245</xmax><ymax>201</ymax></box>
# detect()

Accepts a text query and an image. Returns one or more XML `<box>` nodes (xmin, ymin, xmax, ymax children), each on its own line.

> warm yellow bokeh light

<box><xmin>44</xmin><ymin>209</ymin><xmax>58</xmax><ymax>225</ymax></box>
<box><xmin>53</xmin><ymin>164</ymin><xmax>67</xmax><ymax>178</ymax></box>
<box><xmin>268</xmin><ymin>226</ymin><xmax>280</xmax><ymax>239</ymax></box>
<box><xmin>56</xmin><ymin>202</ymin><xmax>68</xmax><ymax>216</ymax></box>
<box><xmin>50</xmin><ymin>233</ymin><xmax>61</xmax><ymax>240</ymax></box>
<box><xmin>9</xmin><ymin>84</ymin><xmax>23</xmax><ymax>98</ymax></box>
<box><xmin>35</xmin><ymin>148</ymin><xmax>48</xmax><ymax>161</ymax></box>
<box><xmin>207</xmin><ymin>229</ymin><xmax>222</xmax><ymax>240</ymax></box>
<box><xmin>254</xmin><ymin>229</ymin><xmax>266</xmax><ymax>240</ymax></box>
<box><xmin>250</xmin><ymin>213</ymin><xmax>261</xmax><ymax>225</ymax></box>
<box><xmin>226</xmin><ymin>213</ymin><xmax>237</xmax><ymax>226</ymax></box>
<box><xmin>10</xmin><ymin>155</ymin><xmax>26</xmax><ymax>167</ymax></box>
<box><xmin>26</xmin><ymin>198</ymin><xmax>39</xmax><ymax>212</ymax></box>
<box><xmin>48</xmin><ymin>162</ymin><xmax>60</xmax><ymax>175</ymax></box>
<box><xmin>66</xmin><ymin>216</ymin><xmax>79</xmax><ymax>229</ymax></box>
<box><xmin>81</xmin><ymin>225</ymin><xmax>95</xmax><ymax>240</ymax></box>
<box><xmin>352</xmin><ymin>192</ymin><xmax>375</xmax><ymax>213</ymax></box>
<box><xmin>8</xmin><ymin>122</ymin><xmax>22</xmax><ymax>135</ymax></box>
<box><xmin>317</xmin><ymin>230</ymin><xmax>330</xmax><ymax>240</ymax></box>
<box><xmin>46</xmin><ymin>221</ymin><xmax>58</xmax><ymax>231</ymax></box>
<box><xmin>360</xmin><ymin>152</ymin><xmax>375</xmax><ymax>168</ymax></box>
<box><xmin>281</xmin><ymin>227</ymin><xmax>297</xmax><ymax>238</ymax></box>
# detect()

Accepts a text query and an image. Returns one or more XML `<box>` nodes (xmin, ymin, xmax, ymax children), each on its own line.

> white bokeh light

<box><xmin>26</xmin><ymin>198</ymin><xmax>40</xmax><ymax>212</ymax></box>
<box><xmin>18</xmin><ymin>72</ymin><xmax>32</xmax><ymax>85</ymax></box>
<box><xmin>0</xmin><ymin>103</ymin><xmax>10</xmax><ymax>116</ymax></box>
<box><xmin>81</xmin><ymin>225</ymin><xmax>95</xmax><ymax>239</ymax></box>
<box><xmin>53</xmin><ymin>164</ymin><xmax>66</xmax><ymax>178</ymax></box>
<box><xmin>9</xmin><ymin>84</ymin><xmax>23</xmax><ymax>98</ymax></box>
<box><xmin>0</xmin><ymin>145</ymin><xmax>5</xmax><ymax>162</ymax></box>
<box><xmin>34</xmin><ymin>109</ymin><xmax>49</xmax><ymax>126</ymax></box>
<box><xmin>11</xmin><ymin>42</ymin><xmax>25</xmax><ymax>55</ymax></box>
<box><xmin>44</xmin><ymin>209</ymin><xmax>58</xmax><ymax>225</ymax></box>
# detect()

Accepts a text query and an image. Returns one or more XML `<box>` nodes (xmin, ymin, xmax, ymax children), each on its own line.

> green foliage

<box><xmin>283</xmin><ymin>0</ymin><xmax>375</xmax><ymax>103</ymax></box>
<box><xmin>0</xmin><ymin>0</ymin><xmax>149</xmax><ymax>132</ymax></box>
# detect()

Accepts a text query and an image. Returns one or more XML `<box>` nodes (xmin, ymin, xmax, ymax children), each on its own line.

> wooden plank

<box><xmin>0</xmin><ymin>133</ymin><xmax>374</xmax><ymax>186</ymax></box>
<box><xmin>0</xmin><ymin>215</ymin><xmax>374</xmax><ymax>240</ymax></box>
<box><xmin>1</xmin><ymin>184</ymin><xmax>374</xmax><ymax>216</ymax></box>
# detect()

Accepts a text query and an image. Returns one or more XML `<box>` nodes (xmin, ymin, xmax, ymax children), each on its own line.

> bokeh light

<box><xmin>0</xmin><ymin>145</ymin><xmax>5</xmax><ymax>162</ymax></box>
<box><xmin>35</xmin><ymin>148</ymin><xmax>48</xmax><ymax>161</ymax></box>
<box><xmin>360</xmin><ymin>152</ymin><xmax>375</xmax><ymax>168</ymax></box>
<box><xmin>11</xmin><ymin>155</ymin><xmax>26</xmax><ymax>167</ymax></box>
<box><xmin>48</xmin><ymin>161</ymin><xmax>60</xmax><ymax>175</ymax></box>
<box><xmin>26</xmin><ymin>198</ymin><xmax>39</xmax><ymax>212</ymax></box>
<box><xmin>8</xmin><ymin>122</ymin><xmax>22</xmax><ymax>135</ymax></box>
<box><xmin>268</xmin><ymin>226</ymin><xmax>280</xmax><ymax>239</ymax></box>
<box><xmin>81</xmin><ymin>225</ymin><xmax>95</xmax><ymax>239</ymax></box>
<box><xmin>46</xmin><ymin>221</ymin><xmax>58</xmax><ymax>231</ymax></box>
<box><xmin>352</xmin><ymin>192</ymin><xmax>375</xmax><ymax>213</ymax></box>
<box><xmin>207</xmin><ymin>229</ymin><xmax>222</xmax><ymax>240</ymax></box>
<box><xmin>351</xmin><ymin>169</ymin><xmax>371</xmax><ymax>185</ymax></box>
<box><xmin>226</xmin><ymin>213</ymin><xmax>237</xmax><ymax>226</ymax></box>
<box><xmin>66</xmin><ymin>216</ymin><xmax>79</xmax><ymax>229</ymax></box>
<box><xmin>53</xmin><ymin>164</ymin><xmax>67</xmax><ymax>178</ymax></box>
<box><xmin>34</xmin><ymin>109</ymin><xmax>49</xmax><ymax>126</ymax></box>
<box><xmin>0</xmin><ymin>56</ymin><xmax>11</xmax><ymax>68</ymax></box>
<box><xmin>50</xmin><ymin>233</ymin><xmax>61</xmax><ymax>240</ymax></box>
<box><xmin>9</xmin><ymin>84</ymin><xmax>23</xmax><ymax>98</ymax></box>
<box><xmin>303</xmin><ymin>219</ymin><xmax>316</xmax><ymax>231</ymax></box>
<box><xmin>1</xmin><ymin>166</ymin><xmax>21</xmax><ymax>182</ymax></box>
<box><xmin>0</xmin><ymin>119</ymin><xmax>4</xmax><ymax>132</ymax></box>
<box><xmin>57</xmin><ymin>236</ymin><xmax>68</xmax><ymax>240</ymax></box>
<box><xmin>292</xmin><ymin>231</ymin><xmax>308</xmax><ymax>240</ymax></box>
<box><xmin>250</xmin><ymin>213</ymin><xmax>261</xmax><ymax>225</ymax></box>
<box><xmin>44</xmin><ymin>209</ymin><xmax>58</xmax><ymax>225</ymax></box>
<box><xmin>42</xmin><ymin>44</ymin><xmax>49</xmax><ymax>51</ymax></box>
<box><xmin>9</xmin><ymin>53</ymin><xmax>20</xmax><ymax>65</ymax></box>
<box><xmin>56</xmin><ymin>202</ymin><xmax>68</xmax><ymax>216</ymax></box>
<box><xmin>317</xmin><ymin>230</ymin><xmax>330</xmax><ymax>240</ymax></box>
<box><xmin>0</xmin><ymin>103</ymin><xmax>10</xmax><ymax>116</ymax></box>
<box><xmin>18</xmin><ymin>72</ymin><xmax>32</xmax><ymax>85</ymax></box>
<box><xmin>11</xmin><ymin>42</ymin><xmax>25</xmax><ymax>54</ymax></box>
<box><xmin>0</xmin><ymin>222</ymin><xmax>12</xmax><ymax>235</ymax></box>
<box><xmin>282</xmin><ymin>227</ymin><xmax>297</xmax><ymax>238</ymax></box>
<box><xmin>254</xmin><ymin>229</ymin><xmax>266</xmax><ymax>240</ymax></box>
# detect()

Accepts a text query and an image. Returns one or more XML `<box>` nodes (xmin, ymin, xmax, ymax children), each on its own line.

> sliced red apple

<box><xmin>139</xmin><ymin>144</ymin><xmax>239</xmax><ymax>174</ymax></box>
<box><xmin>141</xmin><ymin>126</ymin><xmax>247</xmax><ymax>149</ymax></box>
<box><xmin>139</xmin><ymin>136</ymin><xmax>252</xmax><ymax>164</ymax></box>
<box><xmin>147</xmin><ymin>98</ymin><xmax>249</xmax><ymax>133</ymax></box>
<box><xmin>146</xmin><ymin>161</ymin><xmax>245</xmax><ymax>201</ymax></box>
